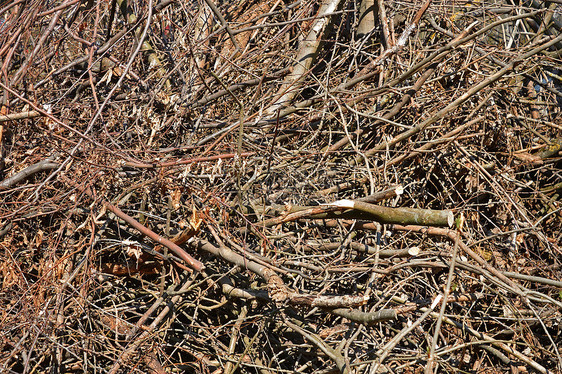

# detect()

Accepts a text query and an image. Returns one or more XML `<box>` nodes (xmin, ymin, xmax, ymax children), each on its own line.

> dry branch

<box><xmin>2</xmin><ymin>1</ymin><xmax>561</xmax><ymax>373</ymax></box>
<box><xmin>61</xmin><ymin>174</ymin><xmax>204</xmax><ymax>272</ymax></box>
<box><xmin>0</xmin><ymin>156</ymin><xmax>59</xmax><ymax>190</ymax></box>
<box><xmin>265</xmin><ymin>0</ymin><xmax>344</xmax><ymax>114</ymax></box>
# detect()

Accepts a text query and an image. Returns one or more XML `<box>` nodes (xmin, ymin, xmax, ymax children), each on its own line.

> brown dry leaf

<box><xmin>99</xmin><ymin>261</ymin><xmax>160</xmax><ymax>276</ymax></box>
<box><xmin>34</xmin><ymin>229</ymin><xmax>44</xmax><ymax>248</ymax></box>
<box><xmin>170</xmin><ymin>207</ymin><xmax>203</xmax><ymax>245</ymax></box>
<box><xmin>40</xmin><ymin>255</ymin><xmax>68</xmax><ymax>281</ymax></box>
<box><xmin>466</xmin><ymin>172</ymin><xmax>480</xmax><ymax>192</ymax></box>
<box><xmin>170</xmin><ymin>188</ymin><xmax>182</xmax><ymax>210</ymax></box>
<box><xmin>476</xmin><ymin>246</ymin><xmax>494</xmax><ymax>262</ymax></box>
<box><xmin>112</xmin><ymin>65</ymin><xmax>122</xmax><ymax>77</ymax></box>
<box><xmin>188</xmin><ymin>205</ymin><xmax>203</xmax><ymax>232</ymax></box>
<box><xmin>123</xmin><ymin>240</ymin><xmax>143</xmax><ymax>261</ymax></box>
<box><xmin>1</xmin><ymin>256</ymin><xmax>20</xmax><ymax>290</ymax></box>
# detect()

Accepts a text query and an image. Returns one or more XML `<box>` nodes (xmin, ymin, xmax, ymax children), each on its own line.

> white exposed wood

<box><xmin>265</xmin><ymin>0</ymin><xmax>343</xmax><ymax>115</ymax></box>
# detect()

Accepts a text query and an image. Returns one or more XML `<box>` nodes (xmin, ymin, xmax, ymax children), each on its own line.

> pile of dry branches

<box><xmin>1</xmin><ymin>0</ymin><xmax>561</xmax><ymax>372</ymax></box>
